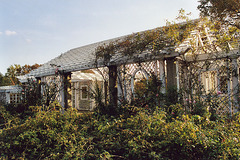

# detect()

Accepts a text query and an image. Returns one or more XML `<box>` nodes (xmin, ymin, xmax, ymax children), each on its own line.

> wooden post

<box><xmin>104</xmin><ymin>80</ymin><xmax>108</xmax><ymax>104</ymax></box>
<box><xmin>227</xmin><ymin>59</ymin><xmax>232</xmax><ymax>117</ymax></box>
<box><xmin>117</xmin><ymin>75</ymin><xmax>123</xmax><ymax>101</ymax></box>
<box><xmin>60</xmin><ymin>75</ymin><xmax>65</xmax><ymax>109</ymax></box>
<box><xmin>5</xmin><ymin>92</ymin><xmax>10</xmax><ymax>104</ymax></box>
<box><xmin>166</xmin><ymin>58</ymin><xmax>177</xmax><ymax>88</ymax></box>
<box><xmin>108</xmin><ymin>65</ymin><xmax>118</xmax><ymax>108</ymax></box>
<box><xmin>159</xmin><ymin>60</ymin><xmax>166</xmax><ymax>93</ymax></box>
<box><xmin>231</xmin><ymin>57</ymin><xmax>239</xmax><ymax>112</ymax></box>
<box><xmin>66</xmin><ymin>73</ymin><xmax>72</xmax><ymax>108</ymax></box>
<box><xmin>64</xmin><ymin>72</ymin><xmax>71</xmax><ymax>109</ymax></box>
<box><xmin>36</xmin><ymin>77</ymin><xmax>41</xmax><ymax>104</ymax></box>
<box><xmin>60</xmin><ymin>72</ymin><xmax>71</xmax><ymax>109</ymax></box>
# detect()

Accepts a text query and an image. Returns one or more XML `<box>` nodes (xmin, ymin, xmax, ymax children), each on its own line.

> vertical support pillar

<box><xmin>159</xmin><ymin>60</ymin><xmax>166</xmax><ymax>93</ymax></box>
<box><xmin>117</xmin><ymin>66</ymin><xmax>122</xmax><ymax>102</ymax></box>
<box><xmin>181</xmin><ymin>64</ymin><xmax>189</xmax><ymax>109</ymax></box>
<box><xmin>166</xmin><ymin>58</ymin><xmax>177</xmax><ymax>89</ymax></box>
<box><xmin>117</xmin><ymin>76</ymin><xmax>123</xmax><ymax>102</ymax></box>
<box><xmin>231</xmin><ymin>57</ymin><xmax>239</xmax><ymax>112</ymax></box>
<box><xmin>227</xmin><ymin>62</ymin><xmax>232</xmax><ymax>116</ymax></box>
<box><xmin>36</xmin><ymin>77</ymin><xmax>41</xmax><ymax>104</ymax></box>
<box><xmin>60</xmin><ymin>72</ymin><xmax>71</xmax><ymax>109</ymax></box>
<box><xmin>60</xmin><ymin>75</ymin><xmax>65</xmax><ymax>109</ymax></box>
<box><xmin>6</xmin><ymin>92</ymin><xmax>10</xmax><ymax>104</ymax></box>
<box><xmin>154</xmin><ymin>60</ymin><xmax>158</xmax><ymax>77</ymax></box>
<box><xmin>108</xmin><ymin>65</ymin><xmax>118</xmax><ymax>109</ymax></box>
<box><xmin>67</xmin><ymin>73</ymin><xmax>72</xmax><ymax>108</ymax></box>
<box><xmin>176</xmin><ymin>60</ymin><xmax>180</xmax><ymax>91</ymax></box>
<box><xmin>104</xmin><ymin>81</ymin><xmax>108</xmax><ymax>105</ymax></box>
<box><xmin>64</xmin><ymin>72</ymin><xmax>71</xmax><ymax>109</ymax></box>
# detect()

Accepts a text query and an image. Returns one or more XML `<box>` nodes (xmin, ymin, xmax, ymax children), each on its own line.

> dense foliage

<box><xmin>0</xmin><ymin>73</ymin><xmax>10</xmax><ymax>87</ymax></box>
<box><xmin>1</xmin><ymin>8</ymin><xmax>239</xmax><ymax>160</ymax></box>
<box><xmin>1</xmin><ymin>105</ymin><xmax>240</xmax><ymax>159</ymax></box>
<box><xmin>0</xmin><ymin>63</ymin><xmax>40</xmax><ymax>86</ymax></box>
<box><xmin>198</xmin><ymin>0</ymin><xmax>240</xmax><ymax>29</ymax></box>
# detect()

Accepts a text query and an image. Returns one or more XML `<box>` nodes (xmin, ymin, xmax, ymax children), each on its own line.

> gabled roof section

<box><xmin>29</xmin><ymin>19</ymin><xmax>201</xmax><ymax>78</ymax></box>
<box><xmin>17</xmin><ymin>75</ymin><xmax>36</xmax><ymax>83</ymax></box>
<box><xmin>29</xmin><ymin>37</ymin><xmax>124</xmax><ymax>77</ymax></box>
<box><xmin>0</xmin><ymin>85</ymin><xmax>22</xmax><ymax>93</ymax></box>
<box><xmin>177</xmin><ymin>18</ymin><xmax>240</xmax><ymax>55</ymax></box>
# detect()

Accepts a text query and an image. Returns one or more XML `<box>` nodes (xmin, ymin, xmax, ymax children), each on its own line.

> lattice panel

<box><xmin>178</xmin><ymin>56</ymin><xmax>239</xmax><ymax>116</ymax></box>
<box><xmin>117</xmin><ymin>64</ymin><xmax>135</xmax><ymax>100</ymax></box>
<box><xmin>41</xmin><ymin>75</ymin><xmax>63</xmax><ymax>105</ymax></box>
<box><xmin>124</xmin><ymin>63</ymin><xmax>138</xmax><ymax>76</ymax></box>
<box><xmin>0</xmin><ymin>92</ymin><xmax>6</xmax><ymax>104</ymax></box>
<box><xmin>116</xmin><ymin>60</ymin><xmax>164</xmax><ymax>101</ymax></box>
<box><xmin>96</xmin><ymin>67</ymin><xmax>109</xmax><ymax>81</ymax></box>
<box><xmin>141</xmin><ymin>61</ymin><xmax>157</xmax><ymax>75</ymax></box>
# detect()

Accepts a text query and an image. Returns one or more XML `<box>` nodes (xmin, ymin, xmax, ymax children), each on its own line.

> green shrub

<box><xmin>0</xmin><ymin>108</ymin><xmax>94</xmax><ymax>159</ymax></box>
<box><xmin>132</xmin><ymin>73</ymin><xmax>164</xmax><ymax>112</ymax></box>
<box><xmin>0</xmin><ymin>105</ymin><xmax>22</xmax><ymax>129</ymax></box>
<box><xmin>163</xmin><ymin>103</ymin><xmax>185</xmax><ymax>121</ymax></box>
<box><xmin>1</xmin><ymin>107</ymin><xmax>240</xmax><ymax>159</ymax></box>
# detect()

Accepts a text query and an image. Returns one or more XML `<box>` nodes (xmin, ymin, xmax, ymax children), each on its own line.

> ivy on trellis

<box><xmin>93</xmin><ymin>10</ymin><xmax>239</xmax><ymax>117</ymax></box>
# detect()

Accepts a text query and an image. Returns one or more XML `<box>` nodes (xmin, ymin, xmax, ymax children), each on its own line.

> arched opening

<box><xmin>131</xmin><ymin>69</ymin><xmax>149</xmax><ymax>97</ymax></box>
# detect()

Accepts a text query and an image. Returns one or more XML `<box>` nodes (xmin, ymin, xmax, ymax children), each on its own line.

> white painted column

<box><xmin>176</xmin><ymin>60</ymin><xmax>180</xmax><ymax>91</ymax></box>
<box><xmin>60</xmin><ymin>75</ymin><xmax>65</xmax><ymax>109</ymax></box>
<box><xmin>159</xmin><ymin>60</ymin><xmax>166</xmax><ymax>93</ymax></box>
<box><xmin>6</xmin><ymin>92</ymin><xmax>10</xmax><ymax>103</ymax></box>
<box><xmin>117</xmin><ymin>75</ymin><xmax>123</xmax><ymax>102</ymax></box>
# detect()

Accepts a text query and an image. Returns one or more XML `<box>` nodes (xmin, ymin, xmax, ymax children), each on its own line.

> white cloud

<box><xmin>26</xmin><ymin>38</ymin><xmax>32</xmax><ymax>43</ymax></box>
<box><xmin>5</xmin><ymin>30</ymin><xmax>17</xmax><ymax>36</ymax></box>
<box><xmin>0</xmin><ymin>32</ymin><xmax>2</xmax><ymax>35</ymax></box>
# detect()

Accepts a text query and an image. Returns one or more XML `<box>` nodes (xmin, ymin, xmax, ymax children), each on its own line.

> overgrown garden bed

<box><xmin>1</xmin><ymin>105</ymin><xmax>240</xmax><ymax>159</ymax></box>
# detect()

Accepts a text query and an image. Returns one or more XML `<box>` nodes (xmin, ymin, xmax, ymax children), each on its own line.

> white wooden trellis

<box><xmin>115</xmin><ymin>60</ymin><xmax>166</xmax><ymax>101</ymax></box>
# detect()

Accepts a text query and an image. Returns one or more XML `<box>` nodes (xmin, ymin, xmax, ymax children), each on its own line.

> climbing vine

<box><xmin>93</xmin><ymin>9</ymin><xmax>240</xmax><ymax>116</ymax></box>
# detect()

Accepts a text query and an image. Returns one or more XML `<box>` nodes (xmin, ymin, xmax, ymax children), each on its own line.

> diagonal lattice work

<box><xmin>178</xmin><ymin>55</ymin><xmax>239</xmax><ymax>116</ymax></box>
<box><xmin>40</xmin><ymin>75</ymin><xmax>64</xmax><ymax>108</ymax></box>
<box><xmin>116</xmin><ymin>60</ymin><xmax>165</xmax><ymax>101</ymax></box>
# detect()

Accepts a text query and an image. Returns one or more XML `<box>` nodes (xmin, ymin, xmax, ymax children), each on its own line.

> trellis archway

<box><xmin>130</xmin><ymin>68</ymin><xmax>149</xmax><ymax>96</ymax></box>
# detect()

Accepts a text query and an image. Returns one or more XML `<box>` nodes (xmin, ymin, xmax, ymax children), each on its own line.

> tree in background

<box><xmin>0</xmin><ymin>73</ymin><xmax>9</xmax><ymax>86</ymax></box>
<box><xmin>20</xmin><ymin>64</ymin><xmax>40</xmax><ymax>75</ymax></box>
<box><xmin>5</xmin><ymin>64</ymin><xmax>22</xmax><ymax>85</ymax></box>
<box><xmin>198</xmin><ymin>0</ymin><xmax>240</xmax><ymax>29</ymax></box>
<box><xmin>1</xmin><ymin>64</ymin><xmax>41</xmax><ymax>86</ymax></box>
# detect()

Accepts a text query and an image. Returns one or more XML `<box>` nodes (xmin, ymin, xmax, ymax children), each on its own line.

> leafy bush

<box><xmin>0</xmin><ymin>108</ymin><xmax>93</xmax><ymax>159</ymax></box>
<box><xmin>0</xmin><ymin>103</ymin><xmax>36</xmax><ymax>129</ymax></box>
<box><xmin>0</xmin><ymin>105</ymin><xmax>22</xmax><ymax>129</ymax></box>
<box><xmin>163</xmin><ymin>103</ymin><xmax>185</xmax><ymax>121</ymax></box>
<box><xmin>1</xmin><ymin>107</ymin><xmax>240</xmax><ymax>159</ymax></box>
<box><xmin>132</xmin><ymin>73</ymin><xmax>164</xmax><ymax>112</ymax></box>
<box><xmin>21</xmin><ymin>78</ymin><xmax>41</xmax><ymax>107</ymax></box>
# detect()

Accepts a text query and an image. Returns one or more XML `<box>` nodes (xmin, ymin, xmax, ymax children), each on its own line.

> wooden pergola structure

<box><xmin>28</xmin><ymin>18</ymin><xmax>240</xmax><ymax>113</ymax></box>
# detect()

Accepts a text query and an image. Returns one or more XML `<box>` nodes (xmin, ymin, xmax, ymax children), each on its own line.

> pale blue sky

<box><xmin>0</xmin><ymin>0</ymin><xmax>200</xmax><ymax>74</ymax></box>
